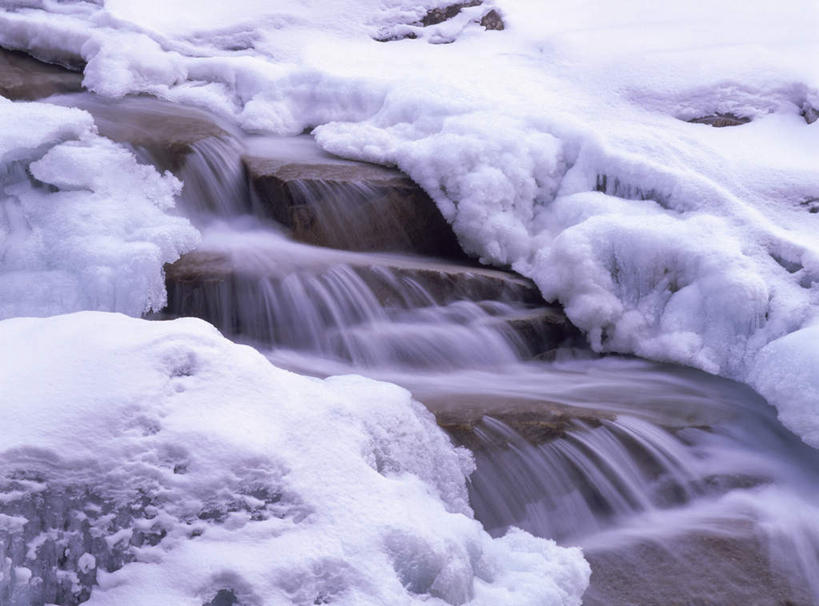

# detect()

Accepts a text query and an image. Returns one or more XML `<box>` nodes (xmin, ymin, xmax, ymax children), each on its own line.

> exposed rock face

<box><xmin>0</xmin><ymin>48</ymin><xmax>83</xmax><ymax>100</ymax></box>
<box><xmin>245</xmin><ymin>154</ymin><xmax>466</xmax><ymax>258</ymax></box>
<box><xmin>687</xmin><ymin>113</ymin><xmax>751</xmax><ymax>127</ymax></box>
<box><xmin>802</xmin><ymin>197</ymin><xmax>819</xmax><ymax>214</ymax></box>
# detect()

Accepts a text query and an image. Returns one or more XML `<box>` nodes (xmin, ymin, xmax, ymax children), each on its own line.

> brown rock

<box><xmin>58</xmin><ymin>95</ymin><xmax>229</xmax><ymax>173</ymax></box>
<box><xmin>0</xmin><ymin>48</ymin><xmax>83</xmax><ymax>101</ymax></box>
<box><xmin>584</xmin><ymin>526</ymin><xmax>813</xmax><ymax>606</ymax></box>
<box><xmin>245</xmin><ymin>151</ymin><xmax>466</xmax><ymax>258</ymax></box>
<box><xmin>687</xmin><ymin>113</ymin><xmax>751</xmax><ymax>127</ymax></box>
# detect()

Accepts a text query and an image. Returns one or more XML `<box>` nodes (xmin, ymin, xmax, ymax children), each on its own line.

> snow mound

<box><xmin>0</xmin><ymin>312</ymin><xmax>589</xmax><ymax>605</ymax></box>
<box><xmin>0</xmin><ymin>97</ymin><xmax>199</xmax><ymax>318</ymax></box>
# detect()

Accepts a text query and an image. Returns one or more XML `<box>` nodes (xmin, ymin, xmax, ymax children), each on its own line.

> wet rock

<box><xmin>438</xmin><ymin>405</ymin><xmax>608</xmax><ymax>450</ymax></box>
<box><xmin>53</xmin><ymin>95</ymin><xmax>230</xmax><ymax>173</ymax></box>
<box><xmin>165</xmin><ymin>248</ymin><xmax>540</xmax><ymax>304</ymax></box>
<box><xmin>245</xmin><ymin>153</ymin><xmax>465</xmax><ymax>258</ymax></box>
<box><xmin>687</xmin><ymin>113</ymin><xmax>751</xmax><ymax>127</ymax></box>
<box><xmin>161</xmin><ymin>246</ymin><xmax>579</xmax><ymax>359</ymax></box>
<box><xmin>0</xmin><ymin>48</ymin><xmax>83</xmax><ymax>101</ymax></box>
<box><xmin>584</xmin><ymin>527</ymin><xmax>814</xmax><ymax>606</ymax></box>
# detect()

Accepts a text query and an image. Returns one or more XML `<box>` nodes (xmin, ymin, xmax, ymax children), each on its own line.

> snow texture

<box><xmin>0</xmin><ymin>97</ymin><xmax>199</xmax><ymax>318</ymax></box>
<box><xmin>0</xmin><ymin>312</ymin><xmax>589</xmax><ymax>606</ymax></box>
<box><xmin>4</xmin><ymin>0</ymin><xmax>811</xmax><ymax>443</ymax></box>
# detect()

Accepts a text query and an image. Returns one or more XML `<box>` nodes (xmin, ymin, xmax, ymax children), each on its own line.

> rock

<box><xmin>52</xmin><ymin>94</ymin><xmax>230</xmax><ymax>173</ymax></box>
<box><xmin>165</xmin><ymin>247</ymin><xmax>540</xmax><ymax>304</ymax></box>
<box><xmin>801</xmin><ymin>197</ymin><xmax>819</xmax><ymax>214</ymax></box>
<box><xmin>244</xmin><ymin>141</ymin><xmax>465</xmax><ymax>258</ymax></box>
<box><xmin>583</xmin><ymin>526</ymin><xmax>814</xmax><ymax>606</ymax></box>
<box><xmin>420</xmin><ymin>0</ymin><xmax>482</xmax><ymax>27</ymax></box>
<box><xmin>479</xmin><ymin>9</ymin><xmax>504</xmax><ymax>30</ymax></box>
<box><xmin>437</xmin><ymin>401</ymin><xmax>608</xmax><ymax>449</ymax></box>
<box><xmin>687</xmin><ymin>113</ymin><xmax>751</xmax><ymax>127</ymax></box>
<box><xmin>0</xmin><ymin>48</ymin><xmax>83</xmax><ymax>101</ymax></box>
<box><xmin>802</xmin><ymin>103</ymin><xmax>819</xmax><ymax>125</ymax></box>
<box><xmin>161</xmin><ymin>245</ymin><xmax>579</xmax><ymax>359</ymax></box>
<box><xmin>375</xmin><ymin>1</ymin><xmax>503</xmax><ymax>41</ymax></box>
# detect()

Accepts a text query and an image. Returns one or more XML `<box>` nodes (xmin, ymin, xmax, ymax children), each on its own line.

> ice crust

<box><xmin>0</xmin><ymin>97</ymin><xmax>199</xmax><ymax>318</ymax></box>
<box><xmin>0</xmin><ymin>312</ymin><xmax>589</xmax><ymax>605</ymax></box>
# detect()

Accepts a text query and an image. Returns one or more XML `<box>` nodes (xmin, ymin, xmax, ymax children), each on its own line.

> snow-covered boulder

<box><xmin>0</xmin><ymin>312</ymin><xmax>590</xmax><ymax>605</ymax></box>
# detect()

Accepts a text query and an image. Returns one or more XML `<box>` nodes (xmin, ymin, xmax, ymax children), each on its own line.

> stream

<box><xmin>46</xmin><ymin>91</ymin><xmax>819</xmax><ymax>606</ymax></box>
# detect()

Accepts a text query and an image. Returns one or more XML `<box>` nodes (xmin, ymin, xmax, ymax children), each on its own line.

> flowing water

<box><xmin>55</xmin><ymin>92</ymin><xmax>819</xmax><ymax>605</ymax></box>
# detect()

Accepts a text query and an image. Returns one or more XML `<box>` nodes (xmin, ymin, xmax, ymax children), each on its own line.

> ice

<box><xmin>0</xmin><ymin>312</ymin><xmax>589</xmax><ymax>605</ymax></box>
<box><xmin>0</xmin><ymin>97</ymin><xmax>199</xmax><ymax>318</ymax></box>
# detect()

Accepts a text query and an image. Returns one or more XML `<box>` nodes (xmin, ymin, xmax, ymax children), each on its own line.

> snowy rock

<box><xmin>0</xmin><ymin>312</ymin><xmax>590</xmax><ymax>605</ymax></box>
<box><xmin>0</xmin><ymin>97</ymin><xmax>199</xmax><ymax>318</ymax></box>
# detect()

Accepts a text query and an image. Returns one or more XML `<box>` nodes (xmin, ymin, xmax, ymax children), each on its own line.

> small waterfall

<box><xmin>462</xmin><ymin>365</ymin><xmax>819</xmax><ymax>605</ymax></box>
<box><xmin>35</xmin><ymin>92</ymin><xmax>819</xmax><ymax>605</ymax></box>
<box><xmin>164</xmin><ymin>226</ymin><xmax>559</xmax><ymax>368</ymax></box>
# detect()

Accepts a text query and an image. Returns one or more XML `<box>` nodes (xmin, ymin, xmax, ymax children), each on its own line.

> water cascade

<box><xmin>29</xmin><ymin>92</ymin><xmax>819</xmax><ymax>605</ymax></box>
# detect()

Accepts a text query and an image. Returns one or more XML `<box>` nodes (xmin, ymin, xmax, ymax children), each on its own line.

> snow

<box><xmin>749</xmin><ymin>324</ymin><xmax>819</xmax><ymax>448</ymax></box>
<box><xmin>0</xmin><ymin>312</ymin><xmax>590</xmax><ymax>605</ymax></box>
<box><xmin>0</xmin><ymin>97</ymin><xmax>199</xmax><ymax>318</ymax></box>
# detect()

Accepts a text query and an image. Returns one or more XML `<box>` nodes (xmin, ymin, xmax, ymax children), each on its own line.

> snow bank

<box><xmin>0</xmin><ymin>312</ymin><xmax>589</xmax><ymax>605</ymax></box>
<box><xmin>0</xmin><ymin>2</ymin><xmax>818</xmax><ymax>441</ymax></box>
<box><xmin>0</xmin><ymin>97</ymin><xmax>198</xmax><ymax>318</ymax></box>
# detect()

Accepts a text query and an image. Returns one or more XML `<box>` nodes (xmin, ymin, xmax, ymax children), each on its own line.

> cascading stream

<box><xmin>59</xmin><ymin>92</ymin><xmax>819</xmax><ymax>605</ymax></box>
